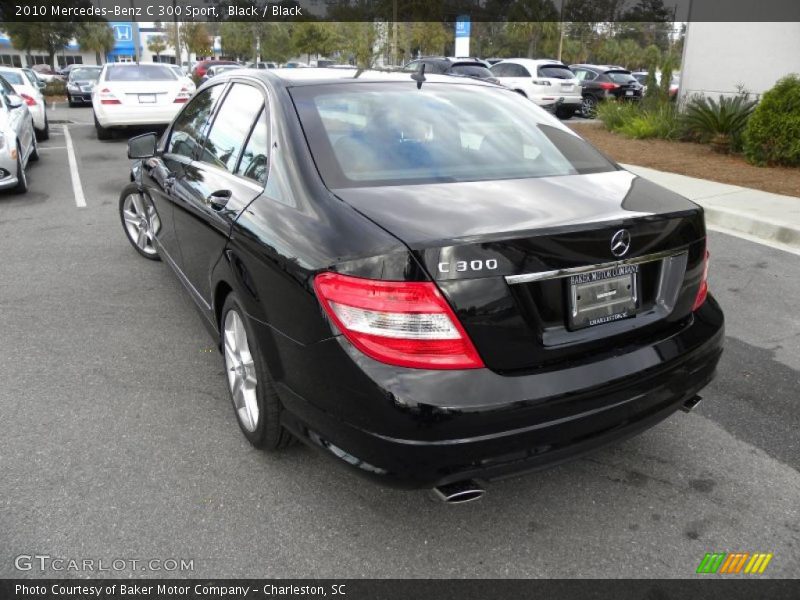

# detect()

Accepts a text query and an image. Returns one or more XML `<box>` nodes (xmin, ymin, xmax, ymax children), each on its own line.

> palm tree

<box><xmin>77</xmin><ymin>22</ymin><xmax>115</xmax><ymax>65</ymax></box>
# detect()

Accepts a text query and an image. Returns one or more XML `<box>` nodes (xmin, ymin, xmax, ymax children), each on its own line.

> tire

<box><xmin>556</xmin><ymin>106</ymin><xmax>575</xmax><ymax>120</ymax></box>
<box><xmin>13</xmin><ymin>145</ymin><xmax>28</xmax><ymax>194</ymax></box>
<box><xmin>35</xmin><ymin>116</ymin><xmax>49</xmax><ymax>141</ymax></box>
<box><xmin>581</xmin><ymin>95</ymin><xmax>598</xmax><ymax>118</ymax></box>
<box><xmin>29</xmin><ymin>129</ymin><xmax>39</xmax><ymax>162</ymax></box>
<box><xmin>95</xmin><ymin>114</ymin><xmax>112</xmax><ymax>140</ymax></box>
<box><xmin>221</xmin><ymin>293</ymin><xmax>293</xmax><ymax>450</ymax></box>
<box><xmin>119</xmin><ymin>183</ymin><xmax>161</xmax><ymax>261</ymax></box>
<box><xmin>68</xmin><ymin>97</ymin><xmax>76</xmax><ymax>108</ymax></box>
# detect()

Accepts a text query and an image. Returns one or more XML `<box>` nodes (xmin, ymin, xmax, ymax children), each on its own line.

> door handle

<box><xmin>207</xmin><ymin>189</ymin><xmax>232</xmax><ymax>211</ymax></box>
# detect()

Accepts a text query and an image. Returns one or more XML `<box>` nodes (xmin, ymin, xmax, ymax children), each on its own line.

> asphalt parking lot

<box><xmin>0</xmin><ymin>104</ymin><xmax>798</xmax><ymax>579</ymax></box>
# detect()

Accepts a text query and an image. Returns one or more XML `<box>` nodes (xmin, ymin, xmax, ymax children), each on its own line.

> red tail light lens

<box><xmin>313</xmin><ymin>272</ymin><xmax>484</xmax><ymax>370</ymax></box>
<box><xmin>692</xmin><ymin>249</ymin><xmax>710</xmax><ymax>311</ymax></box>
<box><xmin>99</xmin><ymin>88</ymin><xmax>121</xmax><ymax>105</ymax></box>
<box><xmin>20</xmin><ymin>93</ymin><xmax>36</xmax><ymax>106</ymax></box>
<box><xmin>174</xmin><ymin>87</ymin><xmax>191</xmax><ymax>103</ymax></box>
<box><xmin>599</xmin><ymin>82</ymin><xmax>620</xmax><ymax>90</ymax></box>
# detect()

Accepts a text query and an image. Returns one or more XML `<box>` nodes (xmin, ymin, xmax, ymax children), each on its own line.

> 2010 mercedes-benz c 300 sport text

<box><xmin>119</xmin><ymin>68</ymin><xmax>723</xmax><ymax>501</ymax></box>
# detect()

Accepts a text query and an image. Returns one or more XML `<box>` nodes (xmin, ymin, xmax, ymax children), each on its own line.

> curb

<box><xmin>702</xmin><ymin>206</ymin><xmax>800</xmax><ymax>252</ymax></box>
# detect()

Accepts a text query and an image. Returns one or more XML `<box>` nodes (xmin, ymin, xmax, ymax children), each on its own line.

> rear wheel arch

<box><xmin>213</xmin><ymin>280</ymin><xmax>234</xmax><ymax>331</ymax></box>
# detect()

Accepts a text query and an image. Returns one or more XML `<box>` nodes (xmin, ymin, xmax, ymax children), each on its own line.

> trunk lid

<box><xmin>334</xmin><ymin>171</ymin><xmax>707</xmax><ymax>372</ymax></box>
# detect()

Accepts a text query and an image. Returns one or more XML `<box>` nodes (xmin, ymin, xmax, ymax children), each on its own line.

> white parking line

<box><xmin>38</xmin><ymin>146</ymin><xmax>67</xmax><ymax>150</ymax></box>
<box><xmin>62</xmin><ymin>125</ymin><xmax>86</xmax><ymax>208</ymax></box>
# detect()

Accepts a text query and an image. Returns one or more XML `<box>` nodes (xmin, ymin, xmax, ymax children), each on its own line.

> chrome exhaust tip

<box><xmin>681</xmin><ymin>395</ymin><xmax>703</xmax><ymax>413</ymax></box>
<box><xmin>431</xmin><ymin>480</ymin><xmax>485</xmax><ymax>504</ymax></box>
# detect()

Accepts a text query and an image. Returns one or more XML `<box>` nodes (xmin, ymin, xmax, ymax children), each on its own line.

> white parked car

<box><xmin>489</xmin><ymin>59</ymin><xmax>582</xmax><ymax>119</ymax></box>
<box><xmin>92</xmin><ymin>63</ymin><xmax>193</xmax><ymax>140</ymax></box>
<box><xmin>0</xmin><ymin>67</ymin><xmax>49</xmax><ymax>140</ymax></box>
<box><xmin>0</xmin><ymin>75</ymin><xmax>38</xmax><ymax>193</ymax></box>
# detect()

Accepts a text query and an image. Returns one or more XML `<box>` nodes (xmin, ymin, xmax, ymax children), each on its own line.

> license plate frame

<box><xmin>138</xmin><ymin>94</ymin><xmax>157</xmax><ymax>104</ymax></box>
<box><xmin>568</xmin><ymin>264</ymin><xmax>639</xmax><ymax>330</ymax></box>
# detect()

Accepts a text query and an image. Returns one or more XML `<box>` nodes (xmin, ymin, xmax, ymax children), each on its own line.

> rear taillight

<box><xmin>174</xmin><ymin>87</ymin><xmax>191</xmax><ymax>103</ymax></box>
<box><xmin>599</xmin><ymin>82</ymin><xmax>620</xmax><ymax>90</ymax></box>
<box><xmin>313</xmin><ymin>272</ymin><xmax>484</xmax><ymax>370</ymax></box>
<box><xmin>20</xmin><ymin>93</ymin><xmax>36</xmax><ymax>106</ymax></box>
<box><xmin>692</xmin><ymin>249</ymin><xmax>710</xmax><ymax>311</ymax></box>
<box><xmin>99</xmin><ymin>88</ymin><xmax>120</xmax><ymax>105</ymax></box>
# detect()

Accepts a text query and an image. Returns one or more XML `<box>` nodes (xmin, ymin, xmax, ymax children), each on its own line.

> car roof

<box><xmin>493</xmin><ymin>58</ymin><xmax>569</xmax><ymax>67</ymax></box>
<box><xmin>209</xmin><ymin>68</ymin><xmax>501</xmax><ymax>90</ymax></box>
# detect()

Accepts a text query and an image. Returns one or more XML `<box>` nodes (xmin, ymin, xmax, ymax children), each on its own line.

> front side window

<box><xmin>167</xmin><ymin>84</ymin><xmax>225</xmax><ymax>159</ymax></box>
<box><xmin>291</xmin><ymin>82</ymin><xmax>616</xmax><ymax>189</ymax></box>
<box><xmin>202</xmin><ymin>83</ymin><xmax>265</xmax><ymax>172</ymax></box>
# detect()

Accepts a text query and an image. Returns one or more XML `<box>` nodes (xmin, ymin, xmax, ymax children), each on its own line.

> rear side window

<box><xmin>0</xmin><ymin>71</ymin><xmax>23</xmax><ymax>84</ymax></box>
<box><xmin>167</xmin><ymin>84</ymin><xmax>225</xmax><ymax>159</ymax></box>
<box><xmin>449</xmin><ymin>65</ymin><xmax>493</xmax><ymax>78</ymax></box>
<box><xmin>606</xmin><ymin>71</ymin><xmax>637</xmax><ymax>84</ymax></box>
<box><xmin>202</xmin><ymin>83</ymin><xmax>265</xmax><ymax>173</ymax></box>
<box><xmin>105</xmin><ymin>65</ymin><xmax>177</xmax><ymax>81</ymax></box>
<box><xmin>491</xmin><ymin>63</ymin><xmax>531</xmax><ymax>78</ymax></box>
<box><xmin>537</xmin><ymin>65</ymin><xmax>574</xmax><ymax>79</ymax></box>
<box><xmin>236</xmin><ymin>108</ymin><xmax>269</xmax><ymax>184</ymax></box>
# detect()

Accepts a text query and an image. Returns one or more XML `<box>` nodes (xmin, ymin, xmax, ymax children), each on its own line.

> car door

<box><xmin>141</xmin><ymin>83</ymin><xmax>227</xmax><ymax>268</ymax></box>
<box><xmin>170</xmin><ymin>80</ymin><xmax>268</xmax><ymax>308</ymax></box>
<box><xmin>0</xmin><ymin>76</ymin><xmax>31</xmax><ymax>156</ymax></box>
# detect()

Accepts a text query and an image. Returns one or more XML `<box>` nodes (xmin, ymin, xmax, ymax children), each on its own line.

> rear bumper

<box><xmin>531</xmin><ymin>93</ymin><xmax>582</xmax><ymax>110</ymax></box>
<box><xmin>68</xmin><ymin>92</ymin><xmax>93</xmax><ymax>104</ymax></box>
<box><xmin>93</xmin><ymin>101</ymin><xmax>180</xmax><ymax>127</ymax></box>
<box><xmin>273</xmin><ymin>295</ymin><xmax>725</xmax><ymax>489</ymax></box>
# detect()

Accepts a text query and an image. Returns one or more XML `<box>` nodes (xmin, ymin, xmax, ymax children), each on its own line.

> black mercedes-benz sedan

<box><xmin>119</xmin><ymin>68</ymin><xmax>723</xmax><ymax>500</ymax></box>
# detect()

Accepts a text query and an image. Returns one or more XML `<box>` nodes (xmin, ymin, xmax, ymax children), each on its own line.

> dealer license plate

<box><xmin>568</xmin><ymin>264</ymin><xmax>639</xmax><ymax>330</ymax></box>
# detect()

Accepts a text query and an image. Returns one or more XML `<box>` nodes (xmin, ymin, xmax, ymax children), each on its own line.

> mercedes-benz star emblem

<box><xmin>611</xmin><ymin>229</ymin><xmax>632</xmax><ymax>257</ymax></box>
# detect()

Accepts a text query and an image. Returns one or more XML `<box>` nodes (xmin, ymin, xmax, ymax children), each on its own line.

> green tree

<box><xmin>78</xmin><ymin>22</ymin><xmax>115</xmax><ymax>65</ymax></box>
<box><xmin>147</xmin><ymin>35</ymin><xmax>168</xmax><ymax>62</ymax></box>
<box><xmin>5</xmin><ymin>22</ymin><xmax>78</xmax><ymax>68</ymax></box>
<box><xmin>220</xmin><ymin>22</ymin><xmax>255</xmax><ymax>61</ymax></box>
<box><xmin>402</xmin><ymin>22</ymin><xmax>450</xmax><ymax>58</ymax></box>
<box><xmin>181</xmin><ymin>22</ymin><xmax>212</xmax><ymax>58</ymax></box>
<box><xmin>256</xmin><ymin>23</ymin><xmax>294</xmax><ymax>64</ymax></box>
<box><xmin>291</xmin><ymin>22</ymin><xmax>337</xmax><ymax>63</ymax></box>
<box><xmin>337</xmin><ymin>22</ymin><xmax>384</xmax><ymax>72</ymax></box>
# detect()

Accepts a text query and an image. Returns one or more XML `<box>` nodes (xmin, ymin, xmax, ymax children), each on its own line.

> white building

<box><xmin>680</xmin><ymin>22</ymin><xmax>800</xmax><ymax>99</ymax></box>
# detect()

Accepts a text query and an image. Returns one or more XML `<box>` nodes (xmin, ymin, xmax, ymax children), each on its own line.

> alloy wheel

<box><xmin>223</xmin><ymin>310</ymin><xmax>260</xmax><ymax>433</ymax></box>
<box><xmin>122</xmin><ymin>193</ymin><xmax>160</xmax><ymax>256</ymax></box>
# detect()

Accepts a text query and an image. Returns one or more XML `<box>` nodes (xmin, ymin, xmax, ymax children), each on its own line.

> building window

<box><xmin>0</xmin><ymin>54</ymin><xmax>22</xmax><ymax>67</ymax></box>
<box><xmin>56</xmin><ymin>55</ymin><xmax>84</xmax><ymax>67</ymax></box>
<box><xmin>28</xmin><ymin>55</ymin><xmax>51</xmax><ymax>66</ymax></box>
<box><xmin>116</xmin><ymin>55</ymin><xmax>134</xmax><ymax>63</ymax></box>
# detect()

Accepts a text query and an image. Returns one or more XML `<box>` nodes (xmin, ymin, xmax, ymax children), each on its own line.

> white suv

<box><xmin>490</xmin><ymin>59</ymin><xmax>582</xmax><ymax>119</ymax></box>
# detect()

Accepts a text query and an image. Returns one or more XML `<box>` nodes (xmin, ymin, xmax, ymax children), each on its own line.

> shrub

<box><xmin>617</xmin><ymin>103</ymin><xmax>681</xmax><ymax>140</ymax></box>
<box><xmin>43</xmin><ymin>80</ymin><xmax>67</xmax><ymax>97</ymax></box>
<box><xmin>597</xmin><ymin>100</ymin><xmax>640</xmax><ymax>132</ymax></box>
<box><xmin>743</xmin><ymin>74</ymin><xmax>800</xmax><ymax>166</ymax></box>
<box><xmin>681</xmin><ymin>93</ymin><xmax>757</xmax><ymax>153</ymax></box>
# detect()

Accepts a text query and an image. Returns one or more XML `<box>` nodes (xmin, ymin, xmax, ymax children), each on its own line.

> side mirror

<box><xmin>5</xmin><ymin>94</ymin><xmax>24</xmax><ymax>109</ymax></box>
<box><xmin>128</xmin><ymin>132</ymin><xmax>158</xmax><ymax>159</ymax></box>
<box><xmin>38</xmin><ymin>81</ymin><xmax>46</xmax><ymax>90</ymax></box>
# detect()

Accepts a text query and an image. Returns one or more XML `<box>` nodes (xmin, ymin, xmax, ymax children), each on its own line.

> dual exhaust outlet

<box><xmin>431</xmin><ymin>395</ymin><xmax>703</xmax><ymax>504</ymax></box>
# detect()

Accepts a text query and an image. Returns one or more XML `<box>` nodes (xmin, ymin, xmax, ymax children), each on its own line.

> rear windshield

<box><xmin>290</xmin><ymin>82</ymin><xmax>616</xmax><ymax>188</ymax></box>
<box><xmin>449</xmin><ymin>65</ymin><xmax>494</xmax><ymax>78</ymax></box>
<box><xmin>70</xmin><ymin>69</ymin><xmax>101</xmax><ymax>81</ymax></box>
<box><xmin>537</xmin><ymin>65</ymin><xmax>574</xmax><ymax>79</ymax></box>
<box><xmin>0</xmin><ymin>71</ymin><xmax>24</xmax><ymax>85</ymax></box>
<box><xmin>606</xmin><ymin>70</ymin><xmax>637</xmax><ymax>84</ymax></box>
<box><xmin>105</xmin><ymin>65</ymin><xmax>177</xmax><ymax>81</ymax></box>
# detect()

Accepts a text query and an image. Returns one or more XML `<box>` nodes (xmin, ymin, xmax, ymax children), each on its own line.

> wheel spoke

<box><xmin>136</xmin><ymin>227</ymin><xmax>147</xmax><ymax>248</ymax></box>
<box><xmin>123</xmin><ymin>209</ymin><xmax>140</xmax><ymax>225</ymax></box>
<box><xmin>132</xmin><ymin>194</ymin><xmax>145</xmax><ymax>217</ymax></box>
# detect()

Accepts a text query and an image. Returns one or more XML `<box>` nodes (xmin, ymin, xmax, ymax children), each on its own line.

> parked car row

<box><xmin>402</xmin><ymin>57</ymin><xmax>646</xmax><ymax>119</ymax></box>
